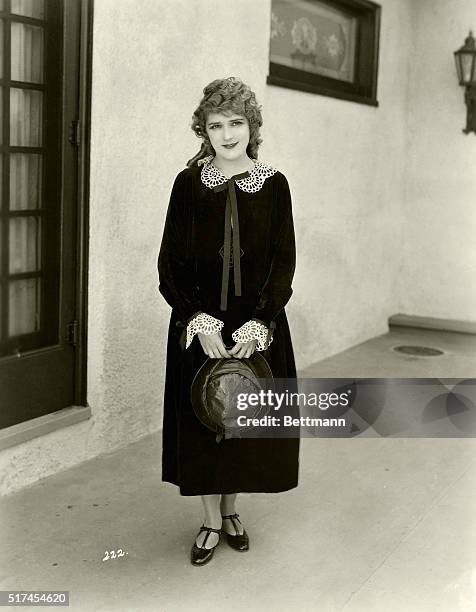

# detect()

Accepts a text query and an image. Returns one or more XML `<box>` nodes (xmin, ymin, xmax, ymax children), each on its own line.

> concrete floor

<box><xmin>1</xmin><ymin>327</ymin><xmax>475</xmax><ymax>612</ymax></box>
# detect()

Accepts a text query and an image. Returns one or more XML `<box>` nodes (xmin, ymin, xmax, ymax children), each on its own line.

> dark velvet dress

<box><xmin>157</xmin><ymin>159</ymin><xmax>299</xmax><ymax>496</ymax></box>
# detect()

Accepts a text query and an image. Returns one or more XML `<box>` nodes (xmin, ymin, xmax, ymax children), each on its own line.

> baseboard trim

<box><xmin>389</xmin><ymin>313</ymin><xmax>476</xmax><ymax>335</ymax></box>
<box><xmin>0</xmin><ymin>405</ymin><xmax>92</xmax><ymax>452</ymax></box>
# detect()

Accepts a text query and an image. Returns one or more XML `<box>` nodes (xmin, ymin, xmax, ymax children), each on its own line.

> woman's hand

<box><xmin>228</xmin><ymin>340</ymin><xmax>257</xmax><ymax>359</ymax></box>
<box><xmin>197</xmin><ymin>332</ymin><xmax>230</xmax><ymax>359</ymax></box>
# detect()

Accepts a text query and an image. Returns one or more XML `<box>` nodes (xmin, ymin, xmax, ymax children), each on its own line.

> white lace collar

<box><xmin>198</xmin><ymin>155</ymin><xmax>277</xmax><ymax>193</ymax></box>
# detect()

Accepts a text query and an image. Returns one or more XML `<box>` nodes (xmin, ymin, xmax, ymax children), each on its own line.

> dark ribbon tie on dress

<box><xmin>213</xmin><ymin>170</ymin><xmax>250</xmax><ymax>311</ymax></box>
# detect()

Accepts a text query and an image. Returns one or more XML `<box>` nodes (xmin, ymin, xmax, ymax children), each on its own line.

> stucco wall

<box><xmin>85</xmin><ymin>0</ymin><xmax>415</xmax><ymax>457</ymax></box>
<box><xmin>400</xmin><ymin>0</ymin><xmax>476</xmax><ymax>320</ymax></box>
<box><xmin>269</xmin><ymin>0</ymin><xmax>413</xmax><ymax>365</ymax></box>
<box><xmin>86</xmin><ymin>0</ymin><xmax>414</xmax><ymax>442</ymax></box>
<box><xmin>2</xmin><ymin>0</ymin><xmax>474</xmax><ymax>496</ymax></box>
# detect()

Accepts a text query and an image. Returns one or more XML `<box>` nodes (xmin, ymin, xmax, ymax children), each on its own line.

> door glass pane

<box><xmin>11</xmin><ymin>22</ymin><xmax>44</xmax><ymax>83</ymax></box>
<box><xmin>10</xmin><ymin>154</ymin><xmax>42</xmax><ymax>209</ymax></box>
<box><xmin>9</xmin><ymin>216</ymin><xmax>41</xmax><ymax>273</ymax></box>
<box><xmin>8</xmin><ymin>278</ymin><xmax>41</xmax><ymax>336</ymax></box>
<box><xmin>11</xmin><ymin>0</ymin><xmax>44</xmax><ymax>19</ymax></box>
<box><xmin>0</xmin><ymin>20</ymin><xmax>4</xmax><ymax>78</ymax></box>
<box><xmin>10</xmin><ymin>88</ymin><xmax>43</xmax><ymax>146</ymax></box>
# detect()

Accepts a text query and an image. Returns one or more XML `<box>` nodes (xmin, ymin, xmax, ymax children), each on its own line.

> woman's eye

<box><xmin>232</xmin><ymin>121</ymin><xmax>243</xmax><ymax>126</ymax></box>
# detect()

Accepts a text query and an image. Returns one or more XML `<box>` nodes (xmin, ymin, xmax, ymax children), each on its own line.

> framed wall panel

<box><xmin>267</xmin><ymin>0</ymin><xmax>381</xmax><ymax>106</ymax></box>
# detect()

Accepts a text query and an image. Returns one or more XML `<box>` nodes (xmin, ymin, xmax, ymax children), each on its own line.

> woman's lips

<box><xmin>223</xmin><ymin>142</ymin><xmax>238</xmax><ymax>149</ymax></box>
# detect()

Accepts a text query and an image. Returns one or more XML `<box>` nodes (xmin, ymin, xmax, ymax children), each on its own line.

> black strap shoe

<box><xmin>190</xmin><ymin>525</ymin><xmax>221</xmax><ymax>566</ymax></box>
<box><xmin>221</xmin><ymin>513</ymin><xmax>249</xmax><ymax>552</ymax></box>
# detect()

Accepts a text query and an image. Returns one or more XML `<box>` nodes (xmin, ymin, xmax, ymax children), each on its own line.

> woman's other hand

<box><xmin>197</xmin><ymin>332</ymin><xmax>230</xmax><ymax>359</ymax></box>
<box><xmin>228</xmin><ymin>340</ymin><xmax>257</xmax><ymax>359</ymax></box>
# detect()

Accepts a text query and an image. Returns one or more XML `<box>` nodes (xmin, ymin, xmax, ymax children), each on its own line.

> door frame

<box><xmin>74</xmin><ymin>0</ymin><xmax>93</xmax><ymax>407</ymax></box>
<box><xmin>0</xmin><ymin>0</ymin><xmax>93</xmax><ymax>428</ymax></box>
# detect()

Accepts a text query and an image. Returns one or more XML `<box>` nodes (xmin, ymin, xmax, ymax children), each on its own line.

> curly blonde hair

<box><xmin>187</xmin><ymin>77</ymin><xmax>263</xmax><ymax>167</ymax></box>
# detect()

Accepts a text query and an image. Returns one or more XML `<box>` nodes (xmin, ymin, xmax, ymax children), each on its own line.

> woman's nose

<box><xmin>223</xmin><ymin>126</ymin><xmax>233</xmax><ymax>140</ymax></box>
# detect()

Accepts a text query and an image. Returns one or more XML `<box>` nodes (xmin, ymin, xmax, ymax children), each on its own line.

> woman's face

<box><xmin>205</xmin><ymin>112</ymin><xmax>250</xmax><ymax>164</ymax></box>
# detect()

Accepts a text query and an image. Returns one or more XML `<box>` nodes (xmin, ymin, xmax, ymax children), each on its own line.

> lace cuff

<box><xmin>186</xmin><ymin>312</ymin><xmax>224</xmax><ymax>349</ymax></box>
<box><xmin>231</xmin><ymin>320</ymin><xmax>273</xmax><ymax>352</ymax></box>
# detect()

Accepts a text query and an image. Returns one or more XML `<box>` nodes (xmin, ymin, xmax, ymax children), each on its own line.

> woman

<box><xmin>158</xmin><ymin>76</ymin><xmax>299</xmax><ymax>565</ymax></box>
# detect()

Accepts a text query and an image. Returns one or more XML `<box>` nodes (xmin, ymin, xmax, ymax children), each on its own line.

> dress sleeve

<box><xmin>157</xmin><ymin>170</ymin><xmax>202</xmax><ymax>323</ymax></box>
<box><xmin>252</xmin><ymin>172</ymin><xmax>296</xmax><ymax>327</ymax></box>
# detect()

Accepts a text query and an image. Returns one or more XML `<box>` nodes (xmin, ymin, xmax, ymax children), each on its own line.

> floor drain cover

<box><xmin>393</xmin><ymin>345</ymin><xmax>444</xmax><ymax>356</ymax></box>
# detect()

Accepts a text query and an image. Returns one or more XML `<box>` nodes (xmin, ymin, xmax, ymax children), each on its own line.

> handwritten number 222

<box><xmin>102</xmin><ymin>549</ymin><xmax>126</xmax><ymax>561</ymax></box>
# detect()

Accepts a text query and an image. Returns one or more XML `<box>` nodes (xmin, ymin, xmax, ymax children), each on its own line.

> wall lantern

<box><xmin>454</xmin><ymin>30</ymin><xmax>476</xmax><ymax>134</ymax></box>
